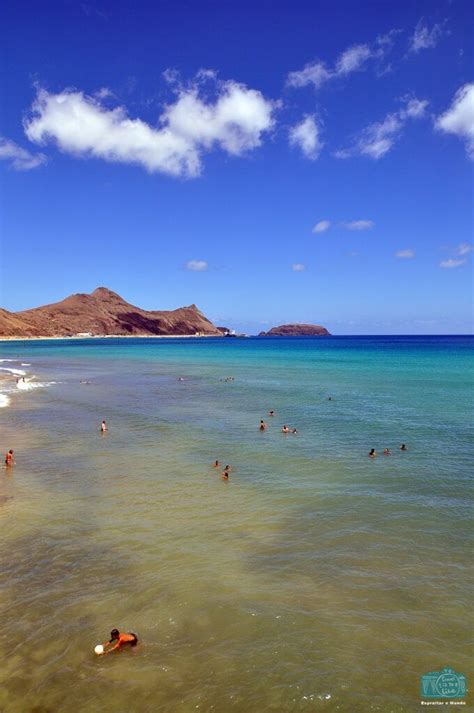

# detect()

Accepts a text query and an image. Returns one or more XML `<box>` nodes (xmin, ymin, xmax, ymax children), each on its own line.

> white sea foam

<box><xmin>0</xmin><ymin>359</ymin><xmax>17</xmax><ymax>362</ymax></box>
<box><xmin>16</xmin><ymin>379</ymin><xmax>56</xmax><ymax>391</ymax></box>
<box><xmin>21</xmin><ymin>363</ymin><xmax>32</xmax><ymax>366</ymax></box>
<box><xmin>0</xmin><ymin>394</ymin><xmax>10</xmax><ymax>408</ymax></box>
<box><xmin>0</xmin><ymin>367</ymin><xmax>26</xmax><ymax>376</ymax></box>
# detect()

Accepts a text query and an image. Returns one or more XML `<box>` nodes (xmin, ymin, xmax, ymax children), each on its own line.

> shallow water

<box><xmin>0</xmin><ymin>336</ymin><xmax>473</xmax><ymax>712</ymax></box>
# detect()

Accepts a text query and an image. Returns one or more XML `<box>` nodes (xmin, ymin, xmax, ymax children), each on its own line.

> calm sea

<box><xmin>0</xmin><ymin>336</ymin><xmax>473</xmax><ymax>713</ymax></box>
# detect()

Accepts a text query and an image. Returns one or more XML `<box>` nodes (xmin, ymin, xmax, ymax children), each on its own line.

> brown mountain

<box><xmin>0</xmin><ymin>287</ymin><xmax>222</xmax><ymax>337</ymax></box>
<box><xmin>259</xmin><ymin>323</ymin><xmax>330</xmax><ymax>336</ymax></box>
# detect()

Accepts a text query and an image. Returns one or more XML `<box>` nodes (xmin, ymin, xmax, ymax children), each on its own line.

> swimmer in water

<box><xmin>99</xmin><ymin>629</ymin><xmax>138</xmax><ymax>655</ymax></box>
<box><xmin>213</xmin><ymin>460</ymin><xmax>220</xmax><ymax>468</ymax></box>
<box><xmin>400</xmin><ymin>443</ymin><xmax>408</xmax><ymax>451</ymax></box>
<box><xmin>383</xmin><ymin>448</ymin><xmax>391</xmax><ymax>456</ymax></box>
<box><xmin>292</xmin><ymin>428</ymin><xmax>298</xmax><ymax>435</ymax></box>
<box><xmin>368</xmin><ymin>448</ymin><xmax>377</xmax><ymax>458</ymax></box>
<box><xmin>5</xmin><ymin>449</ymin><xmax>14</xmax><ymax>466</ymax></box>
<box><xmin>101</xmin><ymin>420</ymin><xmax>107</xmax><ymax>433</ymax></box>
<box><xmin>259</xmin><ymin>420</ymin><xmax>267</xmax><ymax>431</ymax></box>
<box><xmin>269</xmin><ymin>410</ymin><xmax>274</xmax><ymax>417</ymax></box>
<box><xmin>281</xmin><ymin>425</ymin><xmax>290</xmax><ymax>434</ymax></box>
<box><xmin>221</xmin><ymin>465</ymin><xmax>231</xmax><ymax>480</ymax></box>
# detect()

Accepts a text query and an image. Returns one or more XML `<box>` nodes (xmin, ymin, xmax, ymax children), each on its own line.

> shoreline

<box><xmin>0</xmin><ymin>333</ymin><xmax>224</xmax><ymax>342</ymax></box>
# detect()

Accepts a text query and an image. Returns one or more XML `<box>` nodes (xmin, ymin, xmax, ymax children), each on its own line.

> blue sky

<box><xmin>0</xmin><ymin>0</ymin><xmax>472</xmax><ymax>334</ymax></box>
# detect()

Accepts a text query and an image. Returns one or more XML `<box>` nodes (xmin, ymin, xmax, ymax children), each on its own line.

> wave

<box><xmin>0</xmin><ymin>367</ymin><xmax>27</xmax><ymax>376</ymax></box>
<box><xmin>16</xmin><ymin>379</ymin><xmax>56</xmax><ymax>392</ymax></box>
<box><xmin>0</xmin><ymin>361</ymin><xmax>56</xmax><ymax>405</ymax></box>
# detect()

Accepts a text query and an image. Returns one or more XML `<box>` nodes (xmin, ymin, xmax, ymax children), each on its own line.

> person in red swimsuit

<box><xmin>100</xmin><ymin>629</ymin><xmax>138</xmax><ymax>654</ymax></box>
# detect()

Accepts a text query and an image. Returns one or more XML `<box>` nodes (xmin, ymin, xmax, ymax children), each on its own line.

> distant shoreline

<box><xmin>0</xmin><ymin>333</ymin><xmax>224</xmax><ymax>342</ymax></box>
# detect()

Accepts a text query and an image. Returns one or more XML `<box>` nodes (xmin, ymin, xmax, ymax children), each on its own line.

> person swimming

<box><xmin>268</xmin><ymin>410</ymin><xmax>274</xmax><ymax>417</ymax></box>
<box><xmin>400</xmin><ymin>443</ymin><xmax>408</xmax><ymax>451</ymax></box>
<box><xmin>4</xmin><ymin>449</ymin><xmax>14</xmax><ymax>466</ymax></box>
<box><xmin>259</xmin><ymin>420</ymin><xmax>267</xmax><ymax>431</ymax></box>
<box><xmin>221</xmin><ymin>465</ymin><xmax>231</xmax><ymax>480</ymax></box>
<box><xmin>383</xmin><ymin>448</ymin><xmax>391</xmax><ymax>456</ymax></box>
<box><xmin>213</xmin><ymin>460</ymin><xmax>220</xmax><ymax>468</ymax></box>
<box><xmin>100</xmin><ymin>420</ymin><xmax>107</xmax><ymax>433</ymax></box>
<box><xmin>368</xmin><ymin>448</ymin><xmax>377</xmax><ymax>458</ymax></box>
<box><xmin>292</xmin><ymin>428</ymin><xmax>298</xmax><ymax>435</ymax></box>
<box><xmin>281</xmin><ymin>425</ymin><xmax>290</xmax><ymax>434</ymax></box>
<box><xmin>98</xmin><ymin>629</ymin><xmax>138</xmax><ymax>655</ymax></box>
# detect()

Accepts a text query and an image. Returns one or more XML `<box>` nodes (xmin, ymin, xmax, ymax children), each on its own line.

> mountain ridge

<box><xmin>0</xmin><ymin>288</ymin><xmax>221</xmax><ymax>337</ymax></box>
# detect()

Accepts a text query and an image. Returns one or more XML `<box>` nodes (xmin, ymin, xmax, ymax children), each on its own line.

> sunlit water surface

<box><xmin>0</xmin><ymin>336</ymin><xmax>472</xmax><ymax>713</ymax></box>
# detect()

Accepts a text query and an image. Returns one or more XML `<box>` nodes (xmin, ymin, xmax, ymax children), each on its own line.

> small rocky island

<box><xmin>258</xmin><ymin>324</ymin><xmax>331</xmax><ymax>336</ymax></box>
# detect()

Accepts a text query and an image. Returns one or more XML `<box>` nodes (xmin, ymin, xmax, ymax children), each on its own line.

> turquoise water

<box><xmin>0</xmin><ymin>336</ymin><xmax>473</xmax><ymax>712</ymax></box>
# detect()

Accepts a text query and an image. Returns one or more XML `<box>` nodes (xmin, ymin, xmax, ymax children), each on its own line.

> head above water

<box><xmin>110</xmin><ymin>629</ymin><xmax>120</xmax><ymax>640</ymax></box>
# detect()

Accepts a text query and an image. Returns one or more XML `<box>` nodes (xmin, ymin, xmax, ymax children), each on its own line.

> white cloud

<box><xmin>439</xmin><ymin>258</ymin><xmax>466</xmax><ymax>269</ymax></box>
<box><xmin>455</xmin><ymin>243</ymin><xmax>473</xmax><ymax>256</ymax></box>
<box><xmin>335</xmin><ymin>44</ymin><xmax>372</xmax><ymax>75</ymax></box>
<box><xmin>395</xmin><ymin>249</ymin><xmax>415</xmax><ymax>258</ymax></box>
<box><xmin>0</xmin><ymin>136</ymin><xmax>46</xmax><ymax>170</ymax></box>
<box><xmin>292</xmin><ymin>263</ymin><xmax>306</xmax><ymax>272</ymax></box>
<box><xmin>357</xmin><ymin>113</ymin><xmax>403</xmax><ymax>159</ymax></box>
<box><xmin>335</xmin><ymin>95</ymin><xmax>428</xmax><ymax>160</ymax></box>
<box><xmin>287</xmin><ymin>61</ymin><xmax>333</xmax><ymax>90</ymax></box>
<box><xmin>343</xmin><ymin>220</ymin><xmax>374</xmax><ymax>231</ymax></box>
<box><xmin>435</xmin><ymin>83</ymin><xmax>474</xmax><ymax>159</ymax></box>
<box><xmin>287</xmin><ymin>34</ymin><xmax>395</xmax><ymax>91</ymax></box>
<box><xmin>24</xmin><ymin>80</ymin><xmax>276</xmax><ymax>178</ymax></box>
<box><xmin>289</xmin><ymin>115</ymin><xmax>323</xmax><ymax>159</ymax></box>
<box><xmin>409</xmin><ymin>19</ymin><xmax>444</xmax><ymax>53</ymax></box>
<box><xmin>186</xmin><ymin>260</ymin><xmax>208</xmax><ymax>271</ymax></box>
<box><xmin>312</xmin><ymin>220</ymin><xmax>331</xmax><ymax>233</ymax></box>
<box><xmin>401</xmin><ymin>97</ymin><xmax>429</xmax><ymax>119</ymax></box>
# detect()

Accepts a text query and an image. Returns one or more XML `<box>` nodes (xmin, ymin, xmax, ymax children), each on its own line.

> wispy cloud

<box><xmin>312</xmin><ymin>220</ymin><xmax>331</xmax><ymax>233</ymax></box>
<box><xmin>289</xmin><ymin>115</ymin><xmax>323</xmax><ymax>159</ymax></box>
<box><xmin>335</xmin><ymin>44</ymin><xmax>372</xmax><ymax>75</ymax></box>
<box><xmin>81</xmin><ymin>3</ymin><xmax>108</xmax><ymax>20</ymax></box>
<box><xmin>435</xmin><ymin>83</ymin><xmax>474</xmax><ymax>160</ymax></box>
<box><xmin>292</xmin><ymin>263</ymin><xmax>306</xmax><ymax>272</ymax></box>
<box><xmin>455</xmin><ymin>243</ymin><xmax>473</xmax><ymax>256</ymax></box>
<box><xmin>409</xmin><ymin>18</ymin><xmax>444</xmax><ymax>53</ymax></box>
<box><xmin>186</xmin><ymin>260</ymin><xmax>208</xmax><ymax>271</ymax></box>
<box><xmin>24</xmin><ymin>78</ymin><xmax>276</xmax><ymax>178</ymax></box>
<box><xmin>287</xmin><ymin>33</ymin><xmax>397</xmax><ymax>91</ymax></box>
<box><xmin>439</xmin><ymin>258</ymin><xmax>466</xmax><ymax>269</ymax></box>
<box><xmin>0</xmin><ymin>136</ymin><xmax>46</xmax><ymax>170</ymax></box>
<box><xmin>395</xmin><ymin>249</ymin><xmax>415</xmax><ymax>258</ymax></box>
<box><xmin>334</xmin><ymin>96</ymin><xmax>428</xmax><ymax>160</ymax></box>
<box><xmin>343</xmin><ymin>220</ymin><xmax>374</xmax><ymax>231</ymax></box>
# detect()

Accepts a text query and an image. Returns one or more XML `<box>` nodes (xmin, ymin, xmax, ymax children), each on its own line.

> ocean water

<box><xmin>0</xmin><ymin>336</ymin><xmax>472</xmax><ymax>713</ymax></box>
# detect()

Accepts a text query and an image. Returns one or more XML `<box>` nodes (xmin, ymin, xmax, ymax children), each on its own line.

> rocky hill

<box><xmin>0</xmin><ymin>287</ymin><xmax>222</xmax><ymax>337</ymax></box>
<box><xmin>259</xmin><ymin>323</ymin><xmax>330</xmax><ymax>336</ymax></box>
